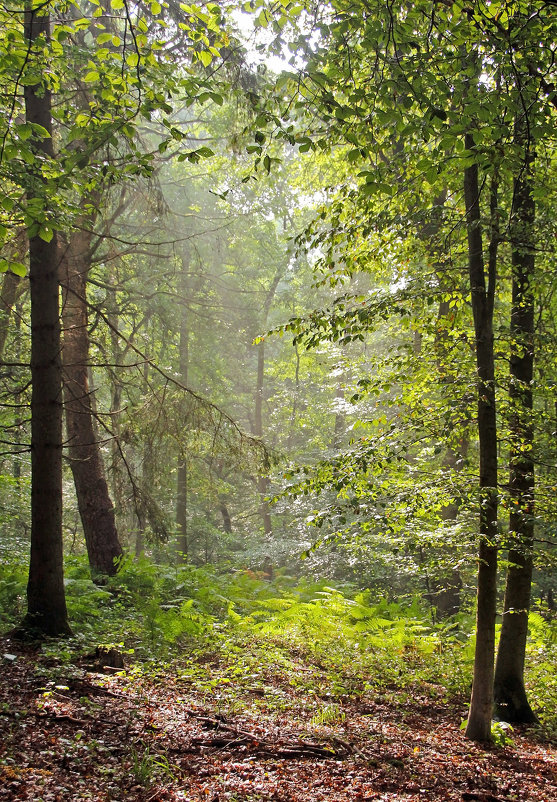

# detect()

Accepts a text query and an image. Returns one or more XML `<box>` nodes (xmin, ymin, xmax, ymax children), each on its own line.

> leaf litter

<box><xmin>0</xmin><ymin>637</ymin><xmax>555</xmax><ymax>802</ymax></box>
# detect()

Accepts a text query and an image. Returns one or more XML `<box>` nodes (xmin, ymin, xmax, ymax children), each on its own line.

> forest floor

<box><xmin>0</xmin><ymin>635</ymin><xmax>555</xmax><ymax>802</ymax></box>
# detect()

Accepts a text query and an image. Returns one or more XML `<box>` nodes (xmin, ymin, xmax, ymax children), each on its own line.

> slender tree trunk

<box><xmin>17</xmin><ymin>5</ymin><xmax>70</xmax><ymax>637</ymax></box>
<box><xmin>253</xmin><ymin>267</ymin><xmax>283</xmax><ymax>536</ymax></box>
<box><xmin>254</xmin><ymin>339</ymin><xmax>273</xmax><ymax>536</ymax></box>
<box><xmin>494</xmin><ymin>142</ymin><xmax>537</xmax><ymax>724</ymax></box>
<box><xmin>176</xmin><ymin>256</ymin><xmax>190</xmax><ymax>561</ymax></box>
<box><xmin>106</xmin><ymin>259</ymin><xmax>126</xmax><ymax>525</ymax></box>
<box><xmin>332</xmin><ymin>377</ymin><xmax>346</xmax><ymax>450</ymax></box>
<box><xmin>464</xmin><ymin>142</ymin><xmax>499</xmax><ymax>742</ymax></box>
<box><xmin>60</xmin><ymin>223</ymin><xmax>123</xmax><ymax>578</ymax></box>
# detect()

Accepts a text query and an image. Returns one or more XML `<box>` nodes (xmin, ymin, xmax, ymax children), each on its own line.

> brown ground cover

<box><xmin>0</xmin><ymin>637</ymin><xmax>555</xmax><ymax>801</ymax></box>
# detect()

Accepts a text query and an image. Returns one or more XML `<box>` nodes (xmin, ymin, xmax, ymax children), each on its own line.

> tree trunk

<box><xmin>254</xmin><ymin>339</ymin><xmax>273</xmax><ymax>536</ymax></box>
<box><xmin>61</xmin><ymin>223</ymin><xmax>123</xmax><ymax>578</ymax></box>
<box><xmin>493</xmin><ymin>141</ymin><xmax>537</xmax><ymax>724</ymax></box>
<box><xmin>464</xmin><ymin>141</ymin><xmax>499</xmax><ymax>742</ymax></box>
<box><xmin>219</xmin><ymin>498</ymin><xmax>232</xmax><ymax>533</ymax></box>
<box><xmin>17</xmin><ymin>5</ymin><xmax>70</xmax><ymax>637</ymax></box>
<box><xmin>106</xmin><ymin>257</ymin><xmax>126</xmax><ymax>525</ymax></box>
<box><xmin>176</xmin><ymin>255</ymin><xmax>190</xmax><ymax>561</ymax></box>
<box><xmin>0</xmin><ymin>270</ymin><xmax>23</xmax><ymax>359</ymax></box>
<box><xmin>252</xmin><ymin>267</ymin><xmax>283</xmax><ymax>537</ymax></box>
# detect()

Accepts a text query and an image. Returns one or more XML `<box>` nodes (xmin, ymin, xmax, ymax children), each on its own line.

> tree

<box><xmin>60</xmin><ymin>205</ymin><xmax>123</xmax><ymax>578</ymax></box>
<box><xmin>493</xmin><ymin>115</ymin><xmax>537</xmax><ymax>724</ymax></box>
<box><xmin>16</xmin><ymin>2</ymin><xmax>70</xmax><ymax>637</ymax></box>
<box><xmin>462</xmin><ymin>135</ymin><xmax>499</xmax><ymax>742</ymax></box>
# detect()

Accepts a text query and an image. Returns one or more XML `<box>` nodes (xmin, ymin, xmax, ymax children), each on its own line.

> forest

<box><xmin>0</xmin><ymin>0</ymin><xmax>556</xmax><ymax>799</ymax></box>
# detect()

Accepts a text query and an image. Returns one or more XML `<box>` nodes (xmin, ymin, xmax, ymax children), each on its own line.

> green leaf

<box><xmin>9</xmin><ymin>261</ymin><xmax>27</xmax><ymax>277</ymax></box>
<box><xmin>38</xmin><ymin>226</ymin><xmax>54</xmax><ymax>243</ymax></box>
<box><xmin>198</xmin><ymin>51</ymin><xmax>213</xmax><ymax>67</ymax></box>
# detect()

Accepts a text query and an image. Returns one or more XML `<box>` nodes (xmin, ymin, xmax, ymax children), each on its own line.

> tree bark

<box><xmin>17</xmin><ymin>5</ymin><xmax>70</xmax><ymax>637</ymax></box>
<box><xmin>464</xmin><ymin>140</ymin><xmax>499</xmax><ymax>742</ymax></box>
<box><xmin>493</xmin><ymin>141</ymin><xmax>537</xmax><ymax>724</ymax></box>
<box><xmin>60</xmin><ymin>222</ymin><xmax>123</xmax><ymax>578</ymax></box>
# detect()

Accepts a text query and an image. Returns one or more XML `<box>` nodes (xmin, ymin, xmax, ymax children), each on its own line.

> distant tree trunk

<box><xmin>176</xmin><ymin>255</ymin><xmax>190</xmax><ymax>562</ymax></box>
<box><xmin>464</xmin><ymin>144</ymin><xmax>499</xmax><ymax>742</ymax></box>
<box><xmin>254</xmin><ymin>339</ymin><xmax>273</xmax><ymax>536</ymax></box>
<box><xmin>286</xmin><ymin>339</ymin><xmax>301</xmax><ymax>451</ymax></box>
<box><xmin>253</xmin><ymin>267</ymin><xmax>283</xmax><ymax>536</ymax></box>
<box><xmin>106</xmin><ymin>258</ymin><xmax>126</xmax><ymax>524</ymax></box>
<box><xmin>494</xmin><ymin>139</ymin><xmax>537</xmax><ymax>724</ymax></box>
<box><xmin>16</xmin><ymin>5</ymin><xmax>70</xmax><ymax>637</ymax></box>
<box><xmin>332</xmin><ymin>376</ymin><xmax>346</xmax><ymax>450</ymax></box>
<box><xmin>219</xmin><ymin>498</ymin><xmax>232</xmax><ymax>533</ymax></box>
<box><xmin>0</xmin><ymin>270</ymin><xmax>23</xmax><ymax>359</ymax></box>
<box><xmin>60</xmin><ymin>222</ymin><xmax>123</xmax><ymax>578</ymax></box>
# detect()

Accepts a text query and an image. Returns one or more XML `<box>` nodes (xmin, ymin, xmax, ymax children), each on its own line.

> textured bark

<box><xmin>61</xmin><ymin>224</ymin><xmax>123</xmax><ymax>578</ymax></box>
<box><xmin>464</xmin><ymin>143</ymin><xmax>499</xmax><ymax>742</ymax></box>
<box><xmin>17</xmin><ymin>6</ymin><xmax>70</xmax><ymax>637</ymax></box>
<box><xmin>494</xmin><ymin>143</ymin><xmax>537</xmax><ymax>724</ymax></box>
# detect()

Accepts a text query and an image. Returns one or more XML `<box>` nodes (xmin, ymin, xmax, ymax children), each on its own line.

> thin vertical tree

<box><xmin>494</xmin><ymin>117</ymin><xmax>537</xmax><ymax>723</ymax></box>
<box><xmin>60</xmin><ymin>210</ymin><xmax>123</xmax><ymax>578</ymax></box>
<box><xmin>16</xmin><ymin>1</ymin><xmax>70</xmax><ymax>637</ymax></box>
<box><xmin>464</xmin><ymin>136</ymin><xmax>500</xmax><ymax>741</ymax></box>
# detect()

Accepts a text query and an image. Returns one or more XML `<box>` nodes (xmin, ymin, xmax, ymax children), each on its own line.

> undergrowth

<box><xmin>0</xmin><ymin>553</ymin><xmax>555</xmax><ymax>736</ymax></box>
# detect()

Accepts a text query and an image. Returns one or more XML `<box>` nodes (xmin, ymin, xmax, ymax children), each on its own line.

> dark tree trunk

<box><xmin>16</xmin><ymin>6</ymin><xmax>70</xmax><ymax>637</ymax></box>
<box><xmin>464</xmin><ymin>142</ymin><xmax>499</xmax><ymax>742</ymax></box>
<box><xmin>61</xmin><ymin>224</ymin><xmax>123</xmax><ymax>578</ymax></box>
<box><xmin>494</xmin><ymin>142</ymin><xmax>537</xmax><ymax>724</ymax></box>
